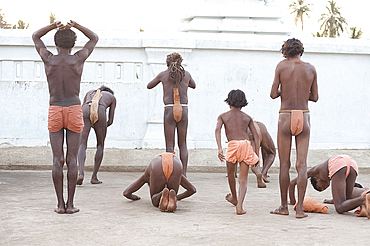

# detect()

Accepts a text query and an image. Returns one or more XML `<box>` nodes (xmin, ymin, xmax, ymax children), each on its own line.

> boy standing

<box><xmin>215</xmin><ymin>90</ymin><xmax>266</xmax><ymax>215</ymax></box>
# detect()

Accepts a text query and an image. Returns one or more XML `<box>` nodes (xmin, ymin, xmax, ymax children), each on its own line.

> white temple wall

<box><xmin>0</xmin><ymin>30</ymin><xmax>369</xmax><ymax>149</ymax></box>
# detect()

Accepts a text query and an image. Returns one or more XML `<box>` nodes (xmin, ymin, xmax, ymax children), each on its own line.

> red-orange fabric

<box><xmin>160</xmin><ymin>152</ymin><xmax>175</xmax><ymax>181</ymax></box>
<box><xmin>294</xmin><ymin>195</ymin><xmax>328</xmax><ymax>214</ymax></box>
<box><xmin>291</xmin><ymin>110</ymin><xmax>304</xmax><ymax>136</ymax></box>
<box><xmin>328</xmin><ymin>155</ymin><xmax>358</xmax><ymax>179</ymax></box>
<box><xmin>48</xmin><ymin>105</ymin><xmax>84</xmax><ymax>133</ymax></box>
<box><xmin>173</xmin><ymin>88</ymin><xmax>182</xmax><ymax>122</ymax></box>
<box><xmin>89</xmin><ymin>89</ymin><xmax>102</xmax><ymax>124</ymax></box>
<box><xmin>225</xmin><ymin>140</ymin><xmax>259</xmax><ymax>165</ymax></box>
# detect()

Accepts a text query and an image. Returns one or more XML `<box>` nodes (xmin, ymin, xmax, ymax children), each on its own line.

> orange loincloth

<box><xmin>89</xmin><ymin>89</ymin><xmax>102</xmax><ymax>124</ymax></box>
<box><xmin>279</xmin><ymin>109</ymin><xmax>309</xmax><ymax>136</ymax></box>
<box><xmin>294</xmin><ymin>195</ymin><xmax>328</xmax><ymax>214</ymax></box>
<box><xmin>328</xmin><ymin>155</ymin><xmax>358</xmax><ymax>179</ymax></box>
<box><xmin>48</xmin><ymin>105</ymin><xmax>84</xmax><ymax>133</ymax></box>
<box><xmin>173</xmin><ymin>88</ymin><xmax>182</xmax><ymax>122</ymax></box>
<box><xmin>225</xmin><ymin>140</ymin><xmax>259</xmax><ymax>165</ymax></box>
<box><xmin>159</xmin><ymin>152</ymin><xmax>175</xmax><ymax>181</ymax></box>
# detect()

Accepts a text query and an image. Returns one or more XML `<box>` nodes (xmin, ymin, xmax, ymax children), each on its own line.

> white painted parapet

<box><xmin>0</xmin><ymin>29</ymin><xmax>369</xmax><ymax>150</ymax></box>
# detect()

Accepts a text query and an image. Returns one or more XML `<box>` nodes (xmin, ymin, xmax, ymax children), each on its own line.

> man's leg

<box><xmin>91</xmin><ymin>116</ymin><xmax>107</xmax><ymax>184</ymax></box>
<box><xmin>260</xmin><ymin>136</ymin><xmax>276</xmax><ymax>182</ymax></box>
<box><xmin>271</xmin><ymin>113</ymin><xmax>291</xmax><ymax>215</ymax></box>
<box><xmin>77</xmin><ymin>116</ymin><xmax>91</xmax><ymax>185</ymax></box>
<box><xmin>225</xmin><ymin>161</ymin><xmax>238</xmax><ymax>206</ymax></box>
<box><xmin>236</xmin><ymin>161</ymin><xmax>249</xmax><ymax>215</ymax></box>
<box><xmin>65</xmin><ymin>130</ymin><xmax>80</xmax><ymax>214</ymax></box>
<box><xmin>164</xmin><ymin>107</ymin><xmax>176</xmax><ymax>153</ymax></box>
<box><xmin>50</xmin><ymin>130</ymin><xmax>65</xmax><ymax>214</ymax></box>
<box><xmin>294</xmin><ymin>114</ymin><xmax>310</xmax><ymax>218</ymax></box>
<box><xmin>177</xmin><ymin>108</ymin><xmax>189</xmax><ymax>176</ymax></box>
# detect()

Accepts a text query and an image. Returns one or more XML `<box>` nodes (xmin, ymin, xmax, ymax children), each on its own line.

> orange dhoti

<box><xmin>48</xmin><ymin>105</ymin><xmax>84</xmax><ymax>133</ymax></box>
<box><xmin>294</xmin><ymin>195</ymin><xmax>328</xmax><ymax>214</ymax></box>
<box><xmin>328</xmin><ymin>155</ymin><xmax>358</xmax><ymax>179</ymax></box>
<box><xmin>159</xmin><ymin>152</ymin><xmax>175</xmax><ymax>181</ymax></box>
<box><xmin>279</xmin><ymin>109</ymin><xmax>309</xmax><ymax>136</ymax></box>
<box><xmin>225</xmin><ymin>140</ymin><xmax>259</xmax><ymax>165</ymax></box>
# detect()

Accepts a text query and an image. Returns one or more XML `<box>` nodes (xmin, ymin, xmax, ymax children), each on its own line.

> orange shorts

<box><xmin>328</xmin><ymin>155</ymin><xmax>358</xmax><ymax>179</ymax></box>
<box><xmin>225</xmin><ymin>140</ymin><xmax>259</xmax><ymax>165</ymax></box>
<box><xmin>48</xmin><ymin>105</ymin><xmax>84</xmax><ymax>133</ymax></box>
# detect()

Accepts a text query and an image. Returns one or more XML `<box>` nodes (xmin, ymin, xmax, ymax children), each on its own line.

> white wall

<box><xmin>0</xmin><ymin>29</ymin><xmax>369</xmax><ymax>150</ymax></box>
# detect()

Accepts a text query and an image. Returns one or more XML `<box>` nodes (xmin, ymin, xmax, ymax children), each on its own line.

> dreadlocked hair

<box><xmin>280</xmin><ymin>38</ymin><xmax>304</xmax><ymax>58</ymax></box>
<box><xmin>99</xmin><ymin>85</ymin><xmax>114</xmax><ymax>95</ymax></box>
<box><xmin>166</xmin><ymin>52</ymin><xmax>185</xmax><ymax>86</ymax></box>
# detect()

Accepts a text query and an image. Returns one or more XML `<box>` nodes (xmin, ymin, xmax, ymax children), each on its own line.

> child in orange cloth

<box><xmin>215</xmin><ymin>89</ymin><xmax>266</xmax><ymax>215</ymax></box>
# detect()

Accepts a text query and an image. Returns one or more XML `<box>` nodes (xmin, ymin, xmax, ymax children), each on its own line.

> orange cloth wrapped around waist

<box><xmin>328</xmin><ymin>155</ymin><xmax>358</xmax><ymax>179</ymax></box>
<box><xmin>279</xmin><ymin>109</ymin><xmax>309</xmax><ymax>136</ymax></box>
<box><xmin>173</xmin><ymin>88</ymin><xmax>182</xmax><ymax>122</ymax></box>
<box><xmin>89</xmin><ymin>89</ymin><xmax>102</xmax><ymax>124</ymax></box>
<box><xmin>48</xmin><ymin>105</ymin><xmax>84</xmax><ymax>133</ymax></box>
<box><xmin>159</xmin><ymin>152</ymin><xmax>175</xmax><ymax>181</ymax></box>
<box><xmin>294</xmin><ymin>195</ymin><xmax>328</xmax><ymax>214</ymax></box>
<box><xmin>225</xmin><ymin>140</ymin><xmax>259</xmax><ymax>165</ymax></box>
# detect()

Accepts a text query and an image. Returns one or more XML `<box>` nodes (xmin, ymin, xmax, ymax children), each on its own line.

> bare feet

<box><xmin>262</xmin><ymin>175</ymin><xmax>270</xmax><ymax>183</ymax></box>
<box><xmin>66</xmin><ymin>207</ymin><xmax>80</xmax><ymax>214</ymax></box>
<box><xmin>357</xmin><ymin>205</ymin><xmax>368</xmax><ymax>217</ymax></box>
<box><xmin>225</xmin><ymin>193</ymin><xmax>237</xmax><ymax>206</ymax></box>
<box><xmin>295</xmin><ymin>211</ymin><xmax>308</xmax><ymax>219</ymax></box>
<box><xmin>90</xmin><ymin>178</ymin><xmax>102</xmax><ymax>184</ymax></box>
<box><xmin>257</xmin><ymin>174</ymin><xmax>266</xmax><ymax>188</ymax></box>
<box><xmin>323</xmin><ymin>199</ymin><xmax>334</xmax><ymax>204</ymax></box>
<box><xmin>54</xmin><ymin>207</ymin><xmax>65</xmax><ymax>214</ymax></box>
<box><xmin>123</xmin><ymin>192</ymin><xmax>141</xmax><ymax>201</ymax></box>
<box><xmin>159</xmin><ymin>188</ymin><xmax>170</xmax><ymax>212</ymax></box>
<box><xmin>166</xmin><ymin>189</ymin><xmax>177</xmax><ymax>212</ymax></box>
<box><xmin>76</xmin><ymin>176</ymin><xmax>84</xmax><ymax>185</ymax></box>
<box><xmin>270</xmin><ymin>206</ymin><xmax>289</xmax><ymax>215</ymax></box>
<box><xmin>365</xmin><ymin>193</ymin><xmax>370</xmax><ymax>219</ymax></box>
<box><xmin>236</xmin><ymin>206</ymin><xmax>246</xmax><ymax>215</ymax></box>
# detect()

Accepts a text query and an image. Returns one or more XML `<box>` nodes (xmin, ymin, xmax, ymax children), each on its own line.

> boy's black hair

<box><xmin>310</xmin><ymin>177</ymin><xmax>324</xmax><ymax>192</ymax></box>
<box><xmin>224</xmin><ymin>89</ymin><xmax>248</xmax><ymax>108</ymax></box>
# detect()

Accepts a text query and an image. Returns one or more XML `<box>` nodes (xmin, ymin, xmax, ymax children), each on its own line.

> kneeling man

<box><xmin>123</xmin><ymin>153</ymin><xmax>196</xmax><ymax>212</ymax></box>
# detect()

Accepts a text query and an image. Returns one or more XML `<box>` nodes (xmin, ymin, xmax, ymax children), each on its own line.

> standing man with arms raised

<box><xmin>147</xmin><ymin>53</ymin><xmax>196</xmax><ymax>176</ymax></box>
<box><xmin>270</xmin><ymin>38</ymin><xmax>318</xmax><ymax>218</ymax></box>
<box><xmin>33</xmin><ymin>21</ymin><xmax>98</xmax><ymax>214</ymax></box>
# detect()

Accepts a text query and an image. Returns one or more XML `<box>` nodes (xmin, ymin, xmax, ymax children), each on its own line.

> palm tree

<box><xmin>319</xmin><ymin>1</ymin><xmax>347</xmax><ymax>38</ymax></box>
<box><xmin>289</xmin><ymin>0</ymin><xmax>312</xmax><ymax>31</ymax></box>
<box><xmin>349</xmin><ymin>27</ymin><xmax>363</xmax><ymax>39</ymax></box>
<box><xmin>49</xmin><ymin>12</ymin><xmax>56</xmax><ymax>24</ymax></box>
<box><xmin>17</xmin><ymin>20</ymin><xmax>29</xmax><ymax>29</ymax></box>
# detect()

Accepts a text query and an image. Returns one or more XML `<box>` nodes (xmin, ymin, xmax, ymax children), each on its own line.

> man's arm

<box><xmin>147</xmin><ymin>72</ymin><xmax>162</xmax><ymax>89</ymax></box>
<box><xmin>270</xmin><ymin>64</ymin><xmax>281</xmax><ymax>99</ymax></box>
<box><xmin>32</xmin><ymin>22</ymin><xmax>63</xmax><ymax>59</ymax></box>
<box><xmin>67</xmin><ymin>20</ymin><xmax>98</xmax><ymax>60</ymax></box>
<box><xmin>308</xmin><ymin>67</ymin><xmax>318</xmax><ymax>102</ymax></box>
<box><xmin>188</xmin><ymin>73</ymin><xmax>196</xmax><ymax>89</ymax></box>
<box><xmin>107</xmin><ymin>96</ymin><xmax>117</xmax><ymax>127</ymax></box>
<box><xmin>177</xmin><ymin>175</ymin><xmax>196</xmax><ymax>200</ymax></box>
<box><xmin>215</xmin><ymin>115</ymin><xmax>225</xmax><ymax>162</ymax></box>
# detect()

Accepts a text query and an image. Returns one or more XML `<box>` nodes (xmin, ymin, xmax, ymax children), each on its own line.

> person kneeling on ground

<box><xmin>289</xmin><ymin>155</ymin><xmax>370</xmax><ymax>219</ymax></box>
<box><xmin>123</xmin><ymin>153</ymin><xmax>196</xmax><ymax>212</ymax></box>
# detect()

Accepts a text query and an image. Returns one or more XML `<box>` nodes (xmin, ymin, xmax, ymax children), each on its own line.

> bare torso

<box><xmin>218</xmin><ymin>108</ymin><xmax>252</xmax><ymax>141</ymax></box>
<box><xmin>271</xmin><ymin>57</ymin><xmax>318</xmax><ymax>110</ymax></box>
<box><xmin>147</xmin><ymin>70</ymin><xmax>196</xmax><ymax>105</ymax></box>
<box><xmin>83</xmin><ymin>90</ymin><xmax>115</xmax><ymax>108</ymax></box>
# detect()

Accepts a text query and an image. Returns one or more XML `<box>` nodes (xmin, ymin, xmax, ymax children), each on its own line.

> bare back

<box><xmin>147</xmin><ymin>70</ymin><xmax>196</xmax><ymax>105</ymax></box>
<box><xmin>271</xmin><ymin>57</ymin><xmax>318</xmax><ymax>110</ymax></box>
<box><xmin>43</xmin><ymin>52</ymin><xmax>86</xmax><ymax>107</ymax></box>
<box><xmin>218</xmin><ymin>109</ymin><xmax>253</xmax><ymax>141</ymax></box>
<box><xmin>83</xmin><ymin>90</ymin><xmax>116</xmax><ymax>109</ymax></box>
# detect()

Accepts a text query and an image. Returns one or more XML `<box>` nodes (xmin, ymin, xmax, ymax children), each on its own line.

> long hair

<box><xmin>280</xmin><ymin>38</ymin><xmax>304</xmax><ymax>58</ymax></box>
<box><xmin>166</xmin><ymin>52</ymin><xmax>185</xmax><ymax>86</ymax></box>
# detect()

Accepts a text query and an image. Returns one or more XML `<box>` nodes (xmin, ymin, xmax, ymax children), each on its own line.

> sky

<box><xmin>1</xmin><ymin>0</ymin><xmax>369</xmax><ymax>39</ymax></box>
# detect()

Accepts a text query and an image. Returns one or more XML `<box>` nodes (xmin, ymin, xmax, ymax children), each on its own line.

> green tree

<box><xmin>49</xmin><ymin>12</ymin><xmax>56</xmax><ymax>24</ymax></box>
<box><xmin>0</xmin><ymin>9</ymin><xmax>13</xmax><ymax>29</ymax></box>
<box><xmin>349</xmin><ymin>27</ymin><xmax>363</xmax><ymax>39</ymax></box>
<box><xmin>319</xmin><ymin>1</ymin><xmax>347</xmax><ymax>38</ymax></box>
<box><xmin>17</xmin><ymin>20</ymin><xmax>29</xmax><ymax>29</ymax></box>
<box><xmin>289</xmin><ymin>0</ymin><xmax>312</xmax><ymax>31</ymax></box>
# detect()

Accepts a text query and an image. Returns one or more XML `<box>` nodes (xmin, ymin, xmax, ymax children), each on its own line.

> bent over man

<box><xmin>33</xmin><ymin>21</ymin><xmax>98</xmax><ymax>214</ymax></box>
<box><xmin>77</xmin><ymin>86</ymin><xmax>116</xmax><ymax>185</ymax></box>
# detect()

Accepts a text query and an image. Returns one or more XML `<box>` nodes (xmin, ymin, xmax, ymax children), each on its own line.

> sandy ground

<box><xmin>1</xmin><ymin>170</ymin><xmax>369</xmax><ymax>246</ymax></box>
